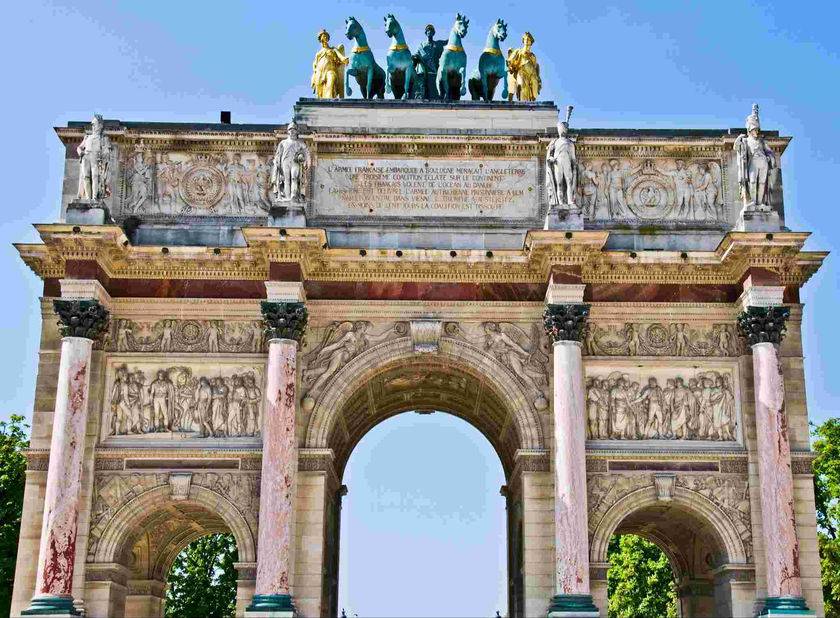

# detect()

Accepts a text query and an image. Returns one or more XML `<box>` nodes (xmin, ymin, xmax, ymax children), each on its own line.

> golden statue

<box><xmin>311</xmin><ymin>29</ymin><xmax>348</xmax><ymax>99</ymax></box>
<box><xmin>506</xmin><ymin>32</ymin><xmax>541</xmax><ymax>102</ymax></box>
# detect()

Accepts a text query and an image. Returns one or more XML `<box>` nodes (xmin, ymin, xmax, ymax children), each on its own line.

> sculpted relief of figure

<box><xmin>412</xmin><ymin>25</ymin><xmax>445</xmax><ymax>99</ymax></box>
<box><xmin>110</xmin><ymin>318</ymin><xmax>264</xmax><ymax>354</ymax></box>
<box><xmin>546</xmin><ymin>106</ymin><xmax>577</xmax><ymax>208</ymax></box>
<box><xmin>585</xmin><ymin>369</ymin><xmax>738</xmax><ymax>442</ymax></box>
<box><xmin>105</xmin><ymin>364</ymin><xmax>263</xmax><ymax>440</ymax></box>
<box><xmin>311</xmin><ymin>29</ymin><xmax>348</xmax><ymax>99</ymax></box>
<box><xmin>125</xmin><ymin>147</ymin><xmax>151</xmax><ymax>214</ymax></box>
<box><xmin>270</xmin><ymin>121</ymin><xmax>311</xmax><ymax>203</ymax></box>
<box><xmin>734</xmin><ymin>104</ymin><xmax>776</xmax><ymax>211</ymax></box>
<box><xmin>77</xmin><ymin>114</ymin><xmax>113</xmax><ymax>201</ymax></box>
<box><xmin>584</xmin><ymin>322</ymin><xmax>740</xmax><ymax>357</ymax></box>
<box><xmin>483</xmin><ymin>322</ymin><xmax>550</xmax><ymax>410</ymax></box>
<box><xmin>506</xmin><ymin>31</ymin><xmax>541</xmax><ymax>102</ymax></box>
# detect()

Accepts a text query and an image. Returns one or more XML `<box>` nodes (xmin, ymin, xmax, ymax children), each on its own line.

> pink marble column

<box><xmin>752</xmin><ymin>341</ymin><xmax>803</xmax><ymax>599</ymax></box>
<box><xmin>28</xmin><ymin>336</ymin><xmax>94</xmax><ymax>614</ymax></box>
<box><xmin>544</xmin><ymin>303</ymin><xmax>598</xmax><ymax>616</ymax></box>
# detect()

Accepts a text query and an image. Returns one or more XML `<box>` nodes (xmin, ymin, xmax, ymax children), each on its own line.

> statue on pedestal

<box><xmin>270</xmin><ymin>121</ymin><xmax>310</xmax><ymax>203</ymax></box>
<box><xmin>311</xmin><ymin>30</ymin><xmax>348</xmax><ymax>99</ymax></box>
<box><xmin>437</xmin><ymin>13</ymin><xmax>470</xmax><ymax>100</ymax></box>
<box><xmin>412</xmin><ymin>25</ymin><xmax>445</xmax><ymax>99</ymax></box>
<box><xmin>734</xmin><ymin>104</ymin><xmax>776</xmax><ymax>211</ymax></box>
<box><xmin>546</xmin><ymin>106</ymin><xmax>578</xmax><ymax>207</ymax></box>
<box><xmin>506</xmin><ymin>32</ymin><xmax>541</xmax><ymax>102</ymax></box>
<box><xmin>77</xmin><ymin>114</ymin><xmax>112</xmax><ymax>201</ymax></box>
<box><xmin>467</xmin><ymin>18</ymin><xmax>509</xmax><ymax>102</ymax></box>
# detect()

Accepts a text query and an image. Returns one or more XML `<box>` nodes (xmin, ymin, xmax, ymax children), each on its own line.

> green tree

<box><xmin>165</xmin><ymin>533</ymin><xmax>238</xmax><ymax>618</ymax></box>
<box><xmin>607</xmin><ymin>534</ymin><xmax>678</xmax><ymax>618</ymax></box>
<box><xmin>813</xmin><ymin>418</ymin><xmax>840</xmax><ymax>617</ymax></box>
<box><xmin>0</xmin><ymin>414</ymin><xmax>29</xmax><ymax>618</ymax></box>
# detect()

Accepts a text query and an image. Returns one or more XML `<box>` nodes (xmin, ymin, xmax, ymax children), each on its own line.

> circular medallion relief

<box><xmin>177</xmin><ymin>321</ymin><xmax>205</xmax><ymax>346</ymax></box>
<box><xmin>179</xmin><ymin>165</ymin><xmax>225</xmax><ymax>209</ymax></box>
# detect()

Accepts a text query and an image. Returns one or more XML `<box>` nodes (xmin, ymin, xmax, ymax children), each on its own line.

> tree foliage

<box><xmin>607</xmin><ymin>534</ymin><xmax>678</xmax><ymax>618</ymax></box>
<box><xmin>813</xmin><ymin>418</ymin><xmax>840</xmax><ymax>617</ymax></box>
<box><xmin>0</xmin><ymin>414</ymin><xmax>29</xmax><ymax>618</ymax></box>
<box><xmin>165</xmin><ymin>533</ymin><xmax>238</xmax><ymax>618</ymax></box>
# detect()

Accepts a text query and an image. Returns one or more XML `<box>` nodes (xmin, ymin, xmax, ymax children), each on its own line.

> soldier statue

<box><xmin>412</xmin><ymin>24</ymin><xmax>445</xmax><ymax>99</ymax></box>
<box><xmin>546</xmin><ymin>106</ymin><xmax>578</xmax><ymax>207</ymax></box>
<box><xmin>734</xmin><ymin>104</ymin><xmax>776</xmax><ymax>210</ymax></box>
<box><xmin>76</xmin><ymin>114</ymin><xmax>113</xmax><ymax>201</ymax></box>
<box><xmin>270</xmin><ymin>121</ymin><xmax>311</xmax><ymax>202</ymax></box>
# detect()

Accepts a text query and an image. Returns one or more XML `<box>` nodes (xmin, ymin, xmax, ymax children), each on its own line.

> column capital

<box><xmin>543</xmin><ymin>303</ymin><xmax>590</xmax><ymax>343</ymax></box>
<box><xmin>53</xmin><ymin>299</ymin><xmax>110</xmax><ymax>341</ymax></box>
<box><xmin>736</xmin><ymin>305</ymin><xmax>790</xmax><ymax>346</ymax></box>
<box><xmin>260</xmin><ymin>301</ymin><xmax>308</xmax><ymax>343</ymax></box>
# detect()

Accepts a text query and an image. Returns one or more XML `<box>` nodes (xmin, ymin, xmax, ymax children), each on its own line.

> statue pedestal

<box><xmin>267</xmin><ymin>203</ymin><xmax>307</xmax><ymax>228</ymax></box>
<box><xmin>544</xmin><ymin>206</ymin><xmax>584</xmax><ymax>231</ymax></box>
<box><xmin>65</xmin><ymin>200</ymin><xmax>111</xmax><ymax>225</ymax></box>
<box><xmin>734</xmin><ymin>207</ymin><xmax>782</xmax><ymax>232</ymax></box>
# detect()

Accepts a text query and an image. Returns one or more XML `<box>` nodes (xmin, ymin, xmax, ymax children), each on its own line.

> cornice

<box><xmin>16</xmin><ymin>226</ymin><xmax>826</xmax><ymax>288</ymax></box>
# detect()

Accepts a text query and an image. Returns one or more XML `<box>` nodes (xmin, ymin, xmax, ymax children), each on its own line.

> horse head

<box><xmin>454</xmin><ymin>13</ymin><xmax>470</xmax><ymax>38</ymax></box>
<box><xmin>492</xmin><ymin>18</ymin><xmax>508</xmax><ymax>43</ymax></box>
<box><xmin>384</xmin><ymin>13</ymin><xmax>401</xmax><ymax>38</ymax></box>
<box><xmin>345</xmin><ymin>16</ymin><xmax>362</xmax><ymax>41</ymax></box>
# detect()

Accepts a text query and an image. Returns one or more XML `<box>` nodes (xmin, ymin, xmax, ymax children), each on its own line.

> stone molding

<box><xmin>59</xmin><ymin>278</ymin><xmax>112</xmax><ymax>308</ymax></box>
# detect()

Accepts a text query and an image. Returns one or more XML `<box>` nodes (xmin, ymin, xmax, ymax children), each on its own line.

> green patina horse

<box><xmin>344</xmin><ymin>16</ymin><xmax>385</xmax><ymax>99</ymax></box>
<box><xmin>384</xmin><ymin>14</ymin><xmax>416</xmax><ymax>100</ymax></box>
<box><xmin>436</xmin><ymin>13</ymin><xmax>470</xmax><ymax>101</ymax></box>
<box><xmin>468</xmin><ymin>18</ymin><xmax>509</xmax><ymax>102</ymax></box>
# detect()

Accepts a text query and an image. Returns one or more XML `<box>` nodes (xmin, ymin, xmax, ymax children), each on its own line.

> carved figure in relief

<box><xmin>311</xmin><ymin>29</ymin><xmax>348</xmax><ymax>99</ymax></box>
<box><xmin>156</xmin><ymin>155</ymin><xmax>181</xmax><ymax>210</ymax></box>
<box><xmin>271</xmin><ymin>121</ymin><xmax>311</xmax><ymax>203</ymax></box>
<box><xmin>126</xmin><ymin>149</ymin><xmax>151</xmax><ymax>214</ymax></box>
<box><xmin>671</xmin><ymin>323</ymin><xmax>690</xmax><ymax>356</ymax></box>
<box><xmin>245</xmin><ymin>374</ymin><xmax>261</xmax><ymax>436</ymax></box>
<box><xmin>483</xmin><ymin>322</ymin><xmax>549</xmax><ymax>409</ymax></box>
<box><xmin>160</xmin><ymin>321</ymin><xmax>174</xmax><ymax>352</ymax></box>
<box><xmin>412</xmin><ymin>25</ymin><xmax>445</xmax><ymax>99</ymax></box>
<box><xmin>586</xmin><ymin>370</ymin><xmax>737</xmax><ymax>441</ymax></box>
<box><xmin>467</xmin><ymin>18</ymin><xmax>509</xmax><ymax>102</ymax></box>
<box><xmin>77</xmin><ymin>114</ymin><xmax>113</xmax><ymax>200</ymax></box>
<box><xmin>546</xmin><ymin>106</ymin><xmax>578</xmax><ymax>207</ymax></box>
<box><xmin>505</xmin><ymin>31</ymin><xmax>541</xmax><ymax>102</ymax></box>
<box><xmin>624</xmin><ymin>324</ymin><xmax>640</xmax><ymax>356</ymax></box>
<box><xmin>383</xmin><ymin>14</ymin><xmax>416</xmax><ymax>100</ymax></box>
<box><xmin>669</xmin><ymin>160</ymin><xmax>694</xmax><ymax>218</ymax></box>
<box><xmin>734</xmin><ymin>104</ymin><xmax>776</xmax><ymax>210</ymax></box>
<box><xmin>606</xmin><ymin>159</ymin><xmax>629</xmax><ymax>218</ymax></box>
<box><xmin>437</xmin><ymin>13</ymin><xmax>470</xmax><ymax>100</ymax></box>
<box><xmin>345</xmin><ymin>17</ymin><xmax>386</xmax><ymax>99</ymax></box>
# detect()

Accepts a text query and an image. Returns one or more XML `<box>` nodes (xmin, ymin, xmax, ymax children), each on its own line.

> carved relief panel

<box><xmin>583</xmin><ymin>360</ymin><xmax>741</xmax><ymax>443</ymax></box>
<box><xmin>585</xmin><ymin>322</ymin><xmax>740</xmax><ymax>357</ymax></box>
<box><xmin>100</xmin><ymin>356</ymin><xmax>265</xmax><ymax>444</ymax></box>
<box><xmin>108</xmin><ymin>318</ymin><xmax>265</xmax><ymax>353</ymax></box>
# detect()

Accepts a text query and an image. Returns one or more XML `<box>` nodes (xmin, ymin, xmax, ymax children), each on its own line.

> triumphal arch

<box><xmin>8</xmin><ymin>17</ymin><xmax>828</xmax><ymax>617</ymax></box>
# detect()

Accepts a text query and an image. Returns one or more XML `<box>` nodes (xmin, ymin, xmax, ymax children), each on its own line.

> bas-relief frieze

<box><xmin>584</xmin><ymin>363</ymin><xmax>741</xmax><ymax>442</ymax></box>
<box><xmin>87</xmin><ymin>471</ymin><xmax>260</xmax><ymax>562</ymax></box>
<box><xmin>119</xmin><ymin>150</ymin><xmax>273</xmax><ymax>218</ymax></box>
<box><xmin>100</xmin><ymin>358</ymin><xmax>265</xmax><ymax>443</ymax></box>
<box><xmin>584</xmin><ymin>322</ymin><xmax>740</xmax><ymax>357</ymax></box>
<box><xmin>110</xmin><ymin>318</ymin><xmax>265</xmax><ymax>353</ymax></box>
<box><xmin>586</xmin><ymin>473</ymin><xmax>753</xmax><ymax>560</ymax></box>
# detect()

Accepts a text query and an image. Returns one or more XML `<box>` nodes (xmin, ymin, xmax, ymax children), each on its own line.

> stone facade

<box><xmin>10</xmin><ymin>99</ymin><xmax>827</xmax><ymax>617</ymax></box>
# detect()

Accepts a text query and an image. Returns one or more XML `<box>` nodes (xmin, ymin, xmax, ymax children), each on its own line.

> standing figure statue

<box><xmin>344</xmin><ymin>17</ymin><xmax>386</xmax><ymax>99</ymax></box>
<box><xmin>384</xmin><ymin>14</ymin><xmax>415</xmax><ymax>100</ymax></box>
<box><xmin>506</xmin><ymin>31</ymin><xmax>541</xmax><ymax>101</ymax></box>
<box><xmin>546</xmin><ymin>106</ymin><xmax>578</xmax><ymax>207</ymax></box>
<box><xmin>734</xmin><ymin>104</ymin><xmax>776</xmax><ymax>210</ymax></box>
<box><xmin>311</xmin><ymin>29</ymin><xmax>348</xmax><ymax>99</ymax></box>
<box><xmin>270</xmin><ymin>121</ymin><xmax>311</xmax><ymax>203</ymax></box>
<box><xmin>467</xmin><ymin>18</ymin><xmax>508</xmax><ymax>102</ymax></box>
<box><xmin>412</xmin><ymin>25</ymin><xmax>445</xmax><ymax>99</ymax></box>
<box><xmin>437</xmin><ymin>13</ymin><xmax>470</xmax><ymax>101</ymax></box>
<box><xmin>77</xmin><ymin>114</ymin><xmax>113</xmax><ymax>201</ymax></box>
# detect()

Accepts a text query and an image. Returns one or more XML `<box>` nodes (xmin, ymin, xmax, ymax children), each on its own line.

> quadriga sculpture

<box><xmin>437</xmin><ymin>13</ymin><xmax>470</xmax><ymax>100</ymax></box>
<box><xmin>344</xmin><ymin>16</ymin><xmax>386</xmax><ymax>99</ymax></box>
<box><xmin>468</xmin><ymin>18</ymin><xmax>509</xmax><ymax>101</ymax></box>
<box><xmin>384</xmin><ymin>14</ymin><xmax>416</xmax><ymax>100</ymax></box>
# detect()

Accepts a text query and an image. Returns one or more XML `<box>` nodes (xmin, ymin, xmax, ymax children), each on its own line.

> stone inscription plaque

<box><xmin>312</xmin><ymin>157</ymin><xmax>539</xmax><ymax>219</ymax></box>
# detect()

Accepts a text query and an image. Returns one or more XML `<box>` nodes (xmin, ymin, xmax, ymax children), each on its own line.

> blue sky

<box><xmin>3</xmin><ymin>1</ymin><xmax>839</xmax><ymax>615</ymax></box>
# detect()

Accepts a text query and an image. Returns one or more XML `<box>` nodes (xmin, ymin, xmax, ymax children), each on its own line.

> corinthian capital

<box><xmin>261</xmin><ymin>301</ymin><xmax>308</xmax><ymax>342</ymax></box>
<box><xmin>543</xmin><ymin>303</ymin><xmax>590</xmax><ymax>343</ymax></box>
<box><xmin>736</xmin><ymin>305</ymin><xmax>790</xmax><ymax>346</ymax></box>
<box><xmin>53</xmin><ymin>299</ymin><xmax>110</xmax><ymax>340</ymax></box>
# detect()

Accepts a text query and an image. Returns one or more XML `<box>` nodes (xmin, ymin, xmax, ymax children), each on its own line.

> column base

<box><xmin>547</xmin><ymin>594</ymin><xmax>600</xmax><ymax>617</ymax></box>
<box><xmin>759</xmin><ymin>596</ymin><xmax>814</xmax><ymax>616</ymax></box>
<box><xmin>21</xmin><ymin>594</ymin><xmax>81</xmax><ymax>616</ymax></box>
<box><xmin>245</xmin><ymin>593</ymin><xmax>296</xmax><ymax>617</ymax></box>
